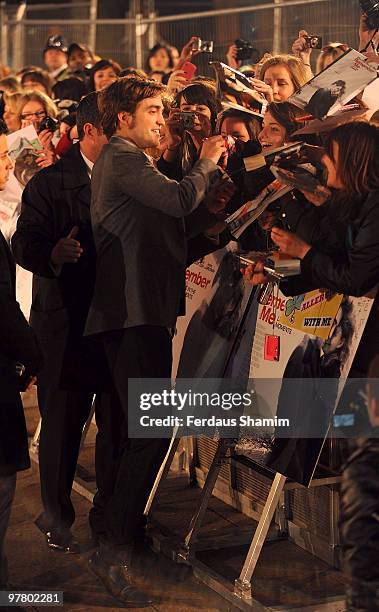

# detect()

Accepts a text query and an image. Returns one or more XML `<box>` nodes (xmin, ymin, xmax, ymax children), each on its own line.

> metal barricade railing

<box><xmin>0</xmin><ymin>0</ymin><xmax>362</xmax><ymax>73</ymax></box>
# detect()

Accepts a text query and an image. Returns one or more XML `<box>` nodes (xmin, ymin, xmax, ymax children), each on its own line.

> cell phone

<box><xmin>304</xmin><ymin>35</ymin><xmax>323</xmax><ymax>49</ymax></box>
<box><xmin>182</xmin><ymin>61</ymin><xmax>197</xmax><ymax>81</ymax></box>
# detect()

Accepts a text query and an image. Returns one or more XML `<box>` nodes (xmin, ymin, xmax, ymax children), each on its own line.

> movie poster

<box><xmin>232</xmin><ymin>285</ymin><xmax>375</xmax><ymax>485</ymax></box>
<box><xmin>288</xmin><ymin>48</ymin><xmax>377</xmax><ymax>118</ymax></box>
<box><xmin>172</xmin><ymin>242</ymin><xmax>252</xmax><ymax>380</ymax></box>
<box><xmin>7</xmin><ymin>124</ymin><xmax>44</xmax><ymax>188</ymax></box>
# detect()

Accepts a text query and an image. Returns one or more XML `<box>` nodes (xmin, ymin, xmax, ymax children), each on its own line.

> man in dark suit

<box><xmin>85</xmin><ymin>76</ymin><xmax>227</xmax><ymax>606</ymax></box>
<box><xmin>0</xmin><ymin>119</ymin><xmax>43</xmax><ymax>587</ymax></box>
<box><xmin>12</xmin><ymin>93</ymin><xmax>122</xmax><ymax>553</ymax></box>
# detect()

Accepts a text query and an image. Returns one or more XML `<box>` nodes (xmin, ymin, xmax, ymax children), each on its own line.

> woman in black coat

<box><xmin>245</xmin><ymin>121</ymin><xmax>379</xmax><ymax>612</ymax></box>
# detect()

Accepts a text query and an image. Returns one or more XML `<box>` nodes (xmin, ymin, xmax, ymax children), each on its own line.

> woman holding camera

<box><xmin>18</xmin><ymin>91</ymin><xmax>59</xmax><ymax>168</ymax></box>
<box><xmin>158</xmin><ymin>82</ymin><xmax>220</xmax><ymax>179</ymax></box>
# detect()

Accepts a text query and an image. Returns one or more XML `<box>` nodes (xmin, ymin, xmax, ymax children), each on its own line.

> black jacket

<box><xmin>281</xmin><ymin>189</ymin><xmax>379</xmax><ymax>376</ymax></box>
<box><xmin>85</xmin><ymin>136</ymin><xmax>222</xmax><ymax>335</ymax></box>
<box><xmin>12</xmin><ymin>144</ymin><xmax>109</xmax><ymax>391</ymax></box>
<box><xmin>0</xmin><ymin>231</ymin><xmax>43</xmax><ymax>476</ymax></box>
<box><xmin>281</xmin><ymin>189</ymin><xmax>379</xmax><ymax>298</ymax></box>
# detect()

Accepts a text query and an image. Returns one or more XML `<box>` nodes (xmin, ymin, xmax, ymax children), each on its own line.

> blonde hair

<box><xmin>0</xmin><ymin>76</ymin><xmax>21</xmax><ymax>93</ymax></box>
<box><xmin>4</xmin><ymin>92</ymin><xmax>25</xmax><ymax>116</ymax></box>
<box><xmin>316</xmin><ymin>43</ymin><xmax>349</xmax><ymax>74</ymax></box>
<box><xmin>19</xmin><ymin>90</ymin><xmax>58</xmax><ymax>120</ymax></box>
<box><xmin>259</xmin><ymin>54</ymin><xmax>309</xmax><ymax>92</ymax></box>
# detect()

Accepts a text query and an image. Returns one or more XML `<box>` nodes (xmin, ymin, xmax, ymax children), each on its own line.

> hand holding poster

<box><xmin>288</xmin><ymin>49</ymin><xmax>378</xmax><ymax>119</ymax></box>
<box><xmin>7</xmin><ymin>124</ymin><xmax>44</xmax><ymax>188</ymax></box>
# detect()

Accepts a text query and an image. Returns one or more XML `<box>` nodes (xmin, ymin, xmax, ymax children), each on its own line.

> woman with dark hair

<box><xmin>52</xmin><ymin>77</ymin><xmax>88</xmax><ymax>102</ymax></box>
<box><xmin>145</xmin><ymin>43</ymin><xmax>174</xmax><ymax>83</ymax></box>
<box><xmin>89</xmin><ymin>59</ymin><xmax>121</xmax><ymax>92</ymax></box>
<box><xmin>258</xmin><ymin>100</ymin><xmax>307</xmax><ymax>148</ymax></box>
<box><xmin>158</xmin><ymin>83</ymin><xmax>221</xmax><ymax>179</ymax></box>
<box><xmin>21</xmin><ymin>69</ymin><xmax>52</xmax><ymax>96</ymax></box>
<box><xmin>218</xmin><ymin>108</ymin><xmax>262</xmax><ymax>143</ymax></box>
<box><xmin>175</xmin><ymin>82</ymin><xmax>220</xmax><ymax>133</ymax></box>
<box><xmin>246</xmin><ymin>121</ymin><xmax>379</xmax><ymax>371</ymax></box>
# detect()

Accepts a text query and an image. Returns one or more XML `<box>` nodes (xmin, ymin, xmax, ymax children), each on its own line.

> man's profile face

<box><xmin>122</xmin><ymin>96</ymin><xmax>164</xmax><ymax>149</ymax></box>
<box><xmin>0</xmin><ymin>134</ymin><xmax>13</xmax><ymax>191</ymax></box>
<box><xmin>44</xmin><ymin>48</ymin><xmax>67</xmax><ymax>71</ymax></box>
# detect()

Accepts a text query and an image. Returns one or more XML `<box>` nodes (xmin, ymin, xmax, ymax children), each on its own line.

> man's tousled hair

<box><xmin>98</xmin><ymin>76</ymin><xmax>164</xmax><ymax>139</ymax></box>
<box><xmin>76</xmin><ymin>91</ymin><xmax>101</xmax><ymax>140</ymax></box>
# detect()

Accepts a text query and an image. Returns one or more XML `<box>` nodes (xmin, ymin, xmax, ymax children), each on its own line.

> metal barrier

<box><xmin>0</xmin><ymin>0</ymin><xmax>362</xmax><ymax>75</ymax></box>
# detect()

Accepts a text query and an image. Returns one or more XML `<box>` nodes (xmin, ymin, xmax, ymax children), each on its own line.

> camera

<box><xmin>234</xmin><ymin>38</ymin><xmax>255</xmax><ymax>61</ymax></box>
<box><xmin>360</xmin><ymin>0</ymin><xmax>379</xmax><ymax>30</ymax></box>
<box><xmin>178</xmin><ymin>111</ymin><xmax>196</xmax><ymax>130</ymax></box>
<box><xmin>38</xmin><ymin>116</ymin><xmax>59</xmax><ymax>133</ymax></box>
<box><xmin>192</xmin><ymin>39</ymin><xmax>214</xmax><ymax>53</ymax></box>
<box><xmin>304</xmin><ymin>35</ymin><xmax>323</xmax><ymax>49</ymax></box>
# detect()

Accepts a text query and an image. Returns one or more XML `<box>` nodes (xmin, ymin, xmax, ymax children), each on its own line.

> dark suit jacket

<box><xmin>12</xmin><ymin>144</ymin><xmax>109</xmax><ymax>391</ymax></box>
<box><xmin>0</xmin><ymin>231</ymin><xmax>43</xmax><ymax>476</ymax></box>
<box><xmin>85</xmin><ymin>135</ymin><xmax>221</xmax><ymax>335</ymax></box>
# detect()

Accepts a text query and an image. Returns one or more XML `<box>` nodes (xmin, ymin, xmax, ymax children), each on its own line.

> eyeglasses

<box><xmin>21</xmin><ymin>110</ymin><xmax>47</xmax><ymax>121</ymax></box>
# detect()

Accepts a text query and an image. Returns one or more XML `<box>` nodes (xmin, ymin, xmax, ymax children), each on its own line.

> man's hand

<box><xmin>226</xmin><ymin>43</ymin><xmax>242</xmax><ymax>70</ymax></box>
<box><xmin>271</xmin><ymin>227</ymin><xmax>311</xmax><ymax>258</ymax></box>
<box><xmin>50</xmin><ymin>226</ymin><xmax>83</xmax><ymax>266</ymax></box>
<box><xmin>242</xmin><ymin>261</ymin><xmax>268</xmax><ymax>286</ymax></box>
<box><xmin>204</xmin><ymin>177</ymin><xmax>236</xmax><ymax>214</ymax></box>
<box><xmin>200</xmin><ymin>135</ymin><xmax>227</xmax><ymax>165</ymax></box>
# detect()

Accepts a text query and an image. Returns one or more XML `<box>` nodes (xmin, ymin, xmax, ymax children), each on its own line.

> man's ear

<box><xmin>118</xmin><ymin>111</ymin><xmax>132</xmax><ymax>127</ymax></box>
<box><xmin>83</xmin><ymin>122</ymin><xmax>94</xmax><ymax>139</ymax></box>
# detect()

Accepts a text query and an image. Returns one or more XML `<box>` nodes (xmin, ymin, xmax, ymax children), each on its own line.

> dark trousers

<box><xmin>0</xmin><ymin>473</ymin><xmax>16</xmax><ymax>587</ymax></box>
<box><xmin>38</xmin><ymin>384</ymin><xmax>123</xmax><ymax>533</ymax></box>
<box><xmin>101</xmin><ymin>325</ymin><xmax>172</xmax><ymax>546</ymax></box>
<box><xmin>341</xmin><ymin>438</ymin><xmax>379</xmax><ymax>611</ymax></box>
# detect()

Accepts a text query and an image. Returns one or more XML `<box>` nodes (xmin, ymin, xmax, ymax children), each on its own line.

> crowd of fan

<box><xmin>0</xmin><ymin>8</ymin><xmax>379</xmax><ymax>612</ymax></box>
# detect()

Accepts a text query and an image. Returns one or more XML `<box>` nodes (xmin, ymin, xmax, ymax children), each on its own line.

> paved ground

<box><xmin>3</xmin><ymin>391</ymin><xmax>346</xmax><ymax>612</ymax></box>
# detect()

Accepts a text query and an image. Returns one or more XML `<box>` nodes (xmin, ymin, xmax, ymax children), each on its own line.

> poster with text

<box><xmin>231</xmin><ymin>285</ymin><xmax>375</xmax><ymax>485</ymax></box>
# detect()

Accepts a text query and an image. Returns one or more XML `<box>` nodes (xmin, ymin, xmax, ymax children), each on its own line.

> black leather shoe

<box><xmin>35</xmin><ymin>513</ymin><xmax>81</xmax><ymax>553</ymax></box>
<box><xmin>89</xmin><ymin>549</ymin><xmax>153</xmax><ymax>607</ymax></box>
<box><xmin>46</xmin><ymin>528</ymin><xmax>81</xmax><ymax>554</ymax></box>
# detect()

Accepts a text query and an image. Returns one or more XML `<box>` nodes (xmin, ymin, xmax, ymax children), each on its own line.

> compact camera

<box><xmin>304</xmin><ymin>35</ymin><xmax>323</xmax><ymax>49</ymax></box>
<box><xmin>234</xmin><ymin>38</ymin><xmax>255</xmax><ymax>61</ymax></box>
<box><xmin>177</xmin><ymin>111</ymin><xmax>196</xmax><ymax>130</ymax></box>
<box><xmin>192</xmin><ymin>39</ymin><xmax>214</xmax><ymax>53</ymax></box>
<box><xmin>360</xmin><ymin>0</ymin><xmax>379</xmax><ymax>30</ymax></box>
<box><xmin>38</xmin><ymin>116</ymin><xmax>59</xmax><ymax>133</ymax></box>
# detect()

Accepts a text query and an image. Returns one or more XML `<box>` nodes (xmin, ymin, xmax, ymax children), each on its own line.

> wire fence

<box><xmin>0</xmin><ymin>0</ymin><xmax>362</xmax><ymax>74</ymax></box>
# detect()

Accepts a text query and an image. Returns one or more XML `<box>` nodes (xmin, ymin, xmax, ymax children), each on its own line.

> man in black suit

<box><xmin>12</xmin><ymin>93</ymin><xmax>122</xmax><ymax>553</ymax></box>
<box><xmin>85</xmin><ymin>76</ymin><xmax>227</xmax><ymax>606</ymax></box>
<box><xmin>0</xmin><ymin>119</ymin><xmax>43</xmax><ymax>587</ymax></box>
